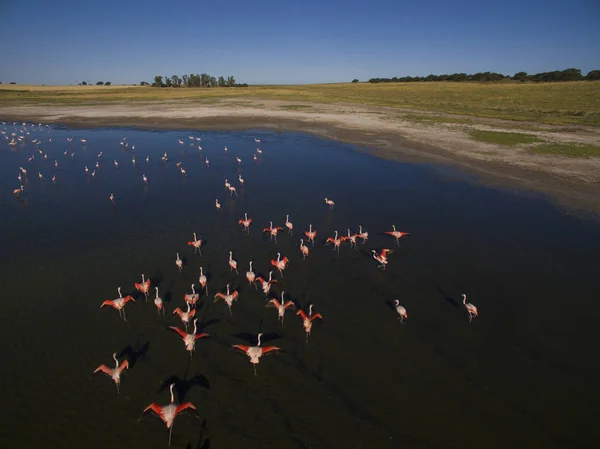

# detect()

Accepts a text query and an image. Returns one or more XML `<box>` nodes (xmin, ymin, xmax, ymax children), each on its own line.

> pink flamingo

<box><xmin>232</xmin><ymin>333</ymin><xmax>280</xmax><ymax>376</ymax></box>
<box><xmin>169</xmin><ymin>319</ymin><xmax>209</xmax><ymax>358</ymax></box>
<box><xmin>187</xmin><ymin>233</ymin><xmax>203</xmax><ymax>255</ymax></box>
<box><xmin>172</xmin><ymin>303</ymin><xmax>196</xmax><ymax>330</ymax></box>
<box><xmin>462</xmin><ymin>294</ymin><xmax>479</xmax><ymax>322</ymax></box>
<box><xmin>263</xmin><ymin>221</ymin><xmax>283</xmax><ymax>243</ymax></box>
<box><xmin>285</xmin><ymin>215</ymin><xmax>293</xmax><ymax>235</ymax></box>
<box><xmin>246</xmin><ymin>261</ymin><xmax>256</xmax><ymax>286</ymax></box>
<box><xmin>93</xmin><ymin>352</ymin><xmax>129</xmax><ymax>394</ymax></box>
<box><xmin>142</xmin><ymin>383</ymin><xmax>198</xmax><ymax>446</ymax></box>
<box><xmin>266</xmin><ymin>291</ymin><xmax>296</xmax><ymax>325</ymax></box>
<box><xmin>239</xmin><ymin>213</ymin><xmax>252</xmax><ymax>233</ymax></box>
<box><xmin>394</xmin><ymin>300</ymin><xmax>408</xmax><ymax>322</ymax></box>
<box><xmin>175</xmin><ymin>253</ymin><xmax>183</xmax><ymax>272</ymax></box>
<box><xmin>271</xmin><ymin>252</ymin><xmax>289</xmax><ymax>277</ymax></box>
<box><xmin>325</xmin><ymin>231</ymin><xmax>345</xmax><ymax>253</ymax></box>
<box><xmin>255</xmin><ymin>271</ymin><xmax>277</xmax><ymax>298</ymax></box>
<box><xmin>198</xmin><ymin>267</ymin><xmax>208</xmax><ymax>296</ymax></box>
<box><xmin>345</xmin><ymin>229</ymin><xmax>358</xmax><ymax>249</ymax></box>
<box><xmin>372</xmin><ymin>249</ymin><xmax>392</xmax><ymax>270</ymax></box>
<box><xmin>297</xmin><ymin>305</ymin><xmax>323</xmax><ymax>343</ymax></box>
<box><xmin>385</xmin><ymin>225</ymin><xmax>410</xmax><ymax>246</ymax></box>
<box><xmin>228</xmin><ymin>251</ymin><xmax>238</xmax><ymax>273</ymax></box>
<box><xmin>214</xmin><ymin>284</ymin><xmax>239</xmax><ymax>315</ymax></box>
<box><xmin>324</xmin><ymin>197</ymin><xmax>335</xmax><ymax>210</ymax></box>
<box><xmin>184</xmin><ymin>284</ymin><xmax>199</xmax><ymax>306</ymax></box>
<box><xmin>299</xmin><ymin>239</ymin><xmax>309</xmax><ymax>259</ymax></box>
<box><xmin>134</xmin><ymin>274</ymin><xmax>151</xmax><ymax>301</ymax></box>
<box><xmin>304</xmin><ymin>224</ymin><xmax>316</xmax><ymax>246</ymax></box>
<box><xmin>358</xmin><ymin>225</ymin><xmax>369</xmax><ymax>243</ymax></box>
<box><xmin>101</xmin><ymin>287</ymin><xmax>135</xmax><ymax>321</ymax></box>
<box><xmin>154</xmin><ymin>287</ymin><xmax>165</xmax><ymax>315</ymax></box>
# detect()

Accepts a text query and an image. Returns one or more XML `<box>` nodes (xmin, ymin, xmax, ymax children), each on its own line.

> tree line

<box><xmin>366</xmin><ymin>68</ymin><xmax>600</xmax><ymax>83</ymax></box>
<box><xmin>148</xmin><ymin>74</ymin><xmax>248</xmax><ymax>88</ymax></box>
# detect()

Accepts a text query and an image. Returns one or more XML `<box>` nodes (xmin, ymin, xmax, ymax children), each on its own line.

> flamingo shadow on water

<box><xmin>117</xmin><ymin>338</ymin><xmax>150</xmax><ymax>369</ymax></box>
<box><xmin>185</xmin><ymin>418</ymin><xmax>210</xmax><ymax>449</ymax></box>
<box><xmin>159</xmin><ymin>373</ymin><xmax>211</xmax><ymax>401</ymax></box>
<box><xmin>435</xmin><ymin>286</ymin><xmax>460</xmax><ymax>309</ymax></box>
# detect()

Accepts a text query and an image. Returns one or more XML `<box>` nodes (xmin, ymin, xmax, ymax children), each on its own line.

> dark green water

<box><xmin>1</xmin><ymin>123</ymin><xmax>599</xmax><ymax>449</ymax></box>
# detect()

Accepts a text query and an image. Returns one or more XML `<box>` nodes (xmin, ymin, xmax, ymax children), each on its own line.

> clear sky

<box><xmin>1</xmin><ymin>0</ymin><xmax>598</xmax><ymax>85</ymax></box>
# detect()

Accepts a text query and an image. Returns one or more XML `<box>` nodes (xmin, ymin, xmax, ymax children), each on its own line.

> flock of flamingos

<box><xmin>3</xmin><ymin>121</ymin><xmax>479</xmax><ymax>445</ymax></box>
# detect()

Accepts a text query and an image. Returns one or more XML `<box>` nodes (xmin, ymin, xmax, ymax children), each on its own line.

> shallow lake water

<box><xmin>1</xmin><ymin>123</ymin><xmax>599</xmax><ymax>449</ymax></box>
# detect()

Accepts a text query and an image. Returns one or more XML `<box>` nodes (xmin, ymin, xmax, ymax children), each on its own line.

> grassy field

<box><xmin>528</xmin><ymin>142</ymin><xmax>600</xmax><ymax>158</ymax></box>
<box><xmin>1</xmin><ymin>82</ymin><xmax>599</xmax><ymax>125</ymax></box>
<box><xmin>468</xmin><ymin>130</ymin><xmax>544</xmax><ymax>146</ymax></box>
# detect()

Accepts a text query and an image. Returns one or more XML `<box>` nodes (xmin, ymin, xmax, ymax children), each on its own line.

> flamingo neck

<box><xmin>257</xmin><ymin>334</ymin><xmax>262</xmax><ymax>346</ymax></box>
<box><xmin>113</xmin><ymin>353</ymin><xmax>118</xmax><ymax>367</ymax></box>
<box><xmin>170</xmin><ymin>385</ymin><xmax>175</xmax><ymax>403</ymax></box>
<box><xmin>462</xmin><ymin>295</ymin><xmax>467</xmax><ymax>304</ymax></box>
<box><xmin>309</xmin><ymin>305</ymin><xmax>313</xmax><ymax>317</ymax></box>
<box><xmin>226</xmin><ymin>284</ymin><xmax>230</xmax><ymax>295</ymax></box>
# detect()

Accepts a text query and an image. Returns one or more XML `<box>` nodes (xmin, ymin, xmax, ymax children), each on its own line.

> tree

<box><xmin>218</xmin><ymin>76</ymin><xmax>226</xmax><ymax>87</ymax></box>
<box><xmin>140</xmin><ymin>81</ymin><xmax>150</xmax><ymax>86</ymax></box>
<box><xmin>352</xmin><ymin>79</ymin><xmax>359</xmax><ymax>83</ymax></box>
<box><xmin>165</xmin><ymin>75</ymin><xmax>172</xmax><ymax>87</ymax></box>
<box><xmin>153</xmin><ymin>75</ymin><xmax>163</xmax><ymax>87</ymax></box>
<box><xmin>512</xmin><ymin>71</ymin><xmax>528</xmax><ymax>82</ymax></box>
<box><xmin>586</xmin><ymin>70</ymin><xmax>600</xmax><ymax>80</ymax></box>
<box><xmin>105</xmin><ymin>81</ymin><xmax>111</xmax><ymax>86</ymax></box>
<box><xmin>227</xmin><ymin>76</ymin><xmax>236</xmax><ymax>87</ymax></box>
<box><xmin>96</xmin><ymin>81</ymin><xmax>104</xmax><ymax>85</ymax></box>
<box><xmin>182</xmin><ymin>74</ymin><xmax>188</xmax><ymax>87</ymax></box>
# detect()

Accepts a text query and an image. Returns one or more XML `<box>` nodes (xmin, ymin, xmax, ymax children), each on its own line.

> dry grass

<box><xmin>1</xmin><ymin>81</ymin><xmax>599</xmax><ymax>125</ymax></box>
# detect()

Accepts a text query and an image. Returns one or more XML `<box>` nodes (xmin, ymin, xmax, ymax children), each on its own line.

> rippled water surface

<box><xmin>1</xmin><ymin>124</ymin><xmax>599</xmax><ymax>449</ymax></box>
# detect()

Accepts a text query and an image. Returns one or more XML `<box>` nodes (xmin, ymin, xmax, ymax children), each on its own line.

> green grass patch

<box><xmin>278</xmin><ymin>104</ymin><xmax>314</xmax><ymax>110</ymax></box>
<box><xmin>528</xmin><ymin>142</ymin><xmax>600</xmax><ymax>158</ymax></box>
<box><xmin>403</xmin><ymin>114</ymin><xmax>474</xmax><ymax>125</ymax></box>
<box><xmin>469</xmin><ymin>130</ymin><xmax>543</xmax><ymax>146</ymax></box>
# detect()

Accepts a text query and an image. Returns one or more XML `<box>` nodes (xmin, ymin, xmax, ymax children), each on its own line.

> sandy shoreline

<box><xmin>1</xmin><ymin>99</ymin><xmax>599</xmax><ymax>217</ymax></box>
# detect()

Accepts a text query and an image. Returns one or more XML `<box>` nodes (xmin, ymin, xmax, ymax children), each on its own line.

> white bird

<box><xmin>393</xmin><ymin>300</ymin><xmax>408</xmax><ymax>322</ymax></box>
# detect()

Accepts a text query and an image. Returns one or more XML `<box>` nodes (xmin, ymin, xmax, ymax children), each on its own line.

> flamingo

<box><xmin>299</xmin><ymin>239</ymin><xmax>309</xmax><ymax>259</ymax></box>
<box><xmin>187</xmin><ymin>233</ymin><xmax>203</xmax><ymax>255</ymax></box>
<box><xmin>184</xmin><ymin>284</ymin><xmax>200</xmax><ymax>306</ymax></box>
<box><xmin>372</xmin><ymin>249</ymin><xmax>392</xmax><ymax>270</ymax></box>
<box><xmin>142</xmin><ymin>174</ymin><xmax>148</xmax><ymax>184</ymax></box>
<box><xmin>228</xmin><ymin>185</ymin><xmax>237</xmax><ymax>196</ymax></box>
<box><xmin>101</xmin><ymin>287</ymin><xmax>135</xmax><ymax>321</ymax></box>
<box><xmin>285</xmin><ymin>215</ymin><xmax>293</xmax><ymax>235</ymax></box>
<box><xmin>263</xmin><ymin>221</ymin><xmax>283</xmax><ymax>243</ymax></box>
<box><xmin>113</xmin><ymin>160</ymin><xmax>119</xmax><ymax>168</ymax></box>
<box><xmin>385</xmin><ymin>225</ymin><xmax>410</xmax><ymax>246</ymax></box>
<box><xmin>358</xmin><ymin>225</ymin><xmax>369</xmax><ymax>243</ymax></box>
<box><xmin>393</xmin><ymin>300</ymin><xmax>408</xmax><ymax>322</ymax></box>
<box><xmin>238</xmin><ymin>174</ymin><xmax>244</xmax><ymax>185</ymax></box>
<box><xmin>346</xmin><ymin>229</ymin><xmax>358</xmax><ymax>249</ymax></box>
<box><xmin>13</xmin><ymin>185</ymin><xmax>24</xmax><ymax>196</ymax></box>
<box><xmin>154</xmin><ymin>287</ymin><xmax>165</xmax><ymax>315</ymax></box>
<box><xmin>239</xmin><ymin>213</ymin><xmax>252</xmax><ymax>233</ymax></box>
<box><xmin>325</xmin><ymin>231</ymin><xmax>345</xmax><ymax>253</ymax></box>
<box><xmin>324</xmin><ymin>197</ymin><xmax>335</xmax><ymax>210</ymax></box>
<box><xmin>255</xmin><ymin>271</ymin><xmax>277</xmax><ymax>298</ymax></box>
<box><xmin>169</xmin><ymin>319</ymin><xmax>209</xmax><ymax>358</ymax></box>
<box><xmin>255</xmin><ymin>138</ymin><xmax>261</xmax><ymax>143</ymax></box>
<box><xmin>224</xmin><ymin>146</ymin><xmax>228</xmax><ymax>152</ymax></box>
<box><xmin>142</xmin><ymin>383</ymin><xmax>198</xmax><ymax>446</ymax></box>
<box><xmin>297</xmin><ymin>304</ymin><xmax>323</xmax><ymax>343</ymax></box>
<box><xmin>51</xmin><ymin>175</ymin><xmax>56</xmax><ymax>183</ymax></box>
<box><xmin>228</xmin><ymin>251</ymin><xmax>238</xmax><ymax>273</ymax></box>
<box><xmin>175</xmin><ymin>253</ymin><xmax>183</xmax><ymax>272</ymax></box>
<box><xmin>271</xmin><ymin>252</ymin><xmax>289</xmax><ymax>277</ymax></box>
<box><xmin>304</xmin><ymin>224</ymin><xmax>316</xmax><ymax>246</ymax></box>
<box><xmin>266</xmin><ymin>291</ymin><xmax>296</xmax><ymax>325</ymax></box>
<box><xmin>224</xmin><ymin>178</ymin><xmax>230</xmax><ymax>190</ymax></box>
<box><xmin>172</xmin><ymin>303</ymin><xmax>196</xmax><ymax>330</ymax></box>
<box><xmin>132</xmin><ymin>157</ymin><xmax>136</xmax><ymax>165</ymax></box>
<box><xmin>93</xmin><ymin>353</ymin><xmax>129</xmax><ymax>394</ymax></box>
<box><xmin>198</xmin><ymin>267</ymin><xmax>208</xmax><ymax>296</ymax></box>
<box><xmin>215</xmin><ymin>199</ymin><xmax>221</xmax><ymax>211</ymax></box>
<box><xmin>134</xmin><ymin>274</ymin><xmax>151</xmax><ymax>301</ymax></box>
<box><xmin>462</xmin><ymin>294</ymin><xmax>479</xmax><ymax>322</ymax></box>
<box><xmin>236</xmin><ymin>157</ymin><xmax>242</xmax><ymax>165</ymax></box>
<box><xmin>256</xmin><ymin>148</ymin><xmax>263</xmax><ymax>154</ymax></box>
<box><xmin>232</xmin><ymin>333</ymin><xmax>280</xmax><ymax>376</ymax></box>
<box><xmin>246</xmin><ymin>261</ymin><xmax>256</xmax><ymax>286</ymax></box>
<box><xmin>109</xmin><ymin>193</ymin><xmax>115</xmax><ymax>202</ymax></box>
<box><xmin>205</xmin><ymin>158</ymin><xmax>210</xmax><ymax>167</ymax></box>
<box><xmin>214</xmin><ymin>284</ymin><xmax>239</xmax><ymax>315</ymax></box>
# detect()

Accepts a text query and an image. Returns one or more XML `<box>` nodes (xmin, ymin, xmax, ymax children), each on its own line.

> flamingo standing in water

<box><xmin>285</xmin><ymin>215</ymin><xmax>293</xmax><ymax>235</ymax></box>
<box><xmin>324</xmin><ymin>197</ymin><xmax>335</xmax><ymax>210</ymax></box>
<box><xmin>297</xmin><ymin>304</ymin><xmax>323</xmax><ymax>343</ymax></box>
<box><xmin>263</xmin><ymin>222</ymin><xmax>283</xmax><ymax>243</ymax></box>
<box><xmin>228</xmin><ymin>251</ymin><xmax>238</xmax><ymax>273</ymax></box>
<box><xmin>372</xmin><ymin>249</ymin><xmax>392</xmax><ymax>270</ymax></box>
<box><xmin>142</xmin><ymin>383</ymin><xmax>198</xmax><ymax>446</ymax></box>
<box><xmin>198</xmin><ymin>267</ymin><xmax>208</xmax><ymax>296</ymax></box>
<box><xmin>304</xmin><ymin>224</ymin><xmax>316</xmax><ymax>246</ymax></box>
<box><xmin>299</xmin><ymin>239</ymin><xmax>309</xmax><ymax>259</ymax></box>
<box><xmin>345</xmin><ymin>229</ymin><xmax>358</xmax><ymax>249</ymax></box>
<box><xmin>215</xmin><ymin>199</ymin><xmax>221</xmax><ymax>211</ymax></box>
<box><xmin>134</xmin><ymin>274</ymin><xmax>151</xmax><ymax>301</ymax></box>
<box><xmin>232</xmin><ymin>333</ymin><xmax>280</xmax><ymax>376</ymax></box>
<box><xmin>154</xmin><ymin>287</ymin><xmax>165</xmax><ymax>315</ymax></box>
<box><xmin>393</xmin><ymin>300</ymin><xmax>408</xmax><ymax>322</ymax></box>
<box><xmin>325</xmin><ymin>231</ymin><xmax>345</xmax><ymax>253</ymax></box>
<box><xmin>93</xmin><ymin>352</ymin><xmax>129</xmax><ymax>394</ymax></box>
<box><xmin>255</xmin><ymin>271</ymin><xmax>277</xmax><ymax>298</ymax></box>
<box><xmin>13</xmin><ymin>185</ymin><xmax>24</xmax><ymax>197</ymax></box>
<box><xmin>169</xmin><ymin>319</ymin><xmax>209</xmax><ymax>358</ymax></box>
<box><xmin>266</xmin><ymin>291</ymin><xmax>296</xmax><ymax>325</ymax></box>
<box><xmin>214</xmin><ymin>284</ymin><xmax>239</xmax><ymax>315</ymax></box>
<box><xmin>358</xmin><ymin>225</ymin><xmax>369</xmax><ymax>243</ymax></box>
<box><xmin>187</xmin><ymin>233</ymin><xmax>203</xmax><ymax>255</ymax></box>
<box><xmin>462</xmin><ymin>294</ymin><xmax>479</xmax><ymax>322</ymax></box>
<box><xmin>238</xmin><ymin>174</ymin><xmax>244</xmax><ymax>185</ymax></box>
<box><xmin>101</xmin><ymin>287</ymin><xmax>135</xmax><ymax>321</ymax></box>
<box><xmin>172</xmin><ymin>303</ymin><xmax>196</xmax><ymax>330</ymax></box>
<box><xmin>271</xmin><ymin>252</ymin><xmax>289</xmax><ymax>277</ymax></box>
<box><xmin>109</xmin><ymin>193</ymin><xmax>115</xmax><ymax>203</ymax></box>
<box><xmin>385</xmin><ymin>225</ymin><xmax>410</xmax><ymax>246</ymax></box>
<box><xmin>239</xmin><ymin>213</ymin><xmax>252</xmax><ymax>233</ymax></box>
<box><xmin>175</xmin><ymin>253</ymin><xmax>183</xmax><ymax>272</ymax></box>
<box><xmin>246</xmin><ymin>261</ymin><xmax>256</xmax><ymax>286</ymax></box>
<box><xmin>184</xmin><ymin>284</ymin><xmax>200</xmax><ymax>306</ymax></box>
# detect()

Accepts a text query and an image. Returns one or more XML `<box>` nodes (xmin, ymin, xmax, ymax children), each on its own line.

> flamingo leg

<box><xmin>122</xmin><ymin>308</ymin><xmax>128</xmax><ymax>322</ymax></box>
<box><xmin>169</xmin><ymin>424</ymin><xmax>173</xmax><ymax>446</ymax></box>
<box><xmin>253</xmin><ymin>364</ymin><xmax>257</xmax><ymax>376</ymax></box>
<box><xmin>116</xmin><ymin>382</ymin><xmax>120</xmax><ymax>395</ymax></box>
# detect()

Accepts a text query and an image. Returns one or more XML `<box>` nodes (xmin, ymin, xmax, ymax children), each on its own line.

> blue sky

<box><xmin>0</xmin><ymin>0</ymin><xmax>598</xmax><ymax>85</ymax></box>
